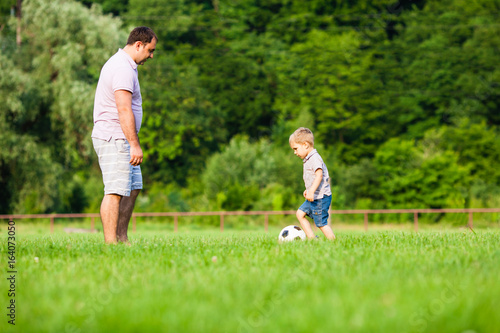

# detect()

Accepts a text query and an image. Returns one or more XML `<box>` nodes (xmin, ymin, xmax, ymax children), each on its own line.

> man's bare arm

<box><xmin>115</xmin><ymin>90</ymin><xmax>143</xmax><ymax>166</ymax></box>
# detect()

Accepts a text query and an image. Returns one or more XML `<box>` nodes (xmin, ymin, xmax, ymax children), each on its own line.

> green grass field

<box><xmin>1</xmin><ymin>224</ymin><xmax>499</xmax><ymax>333</ymax></box>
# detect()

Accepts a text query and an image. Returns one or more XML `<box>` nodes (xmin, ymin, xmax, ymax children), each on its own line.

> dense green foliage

<box><xmin>1</xmin><ymin>0</ymin><xmax>499</xmax><ymax>214</ymax></box>
<box><xmin>2</xmin><ymin>228</ymin><xmax>499</xmax><ymax>332</ymax></box>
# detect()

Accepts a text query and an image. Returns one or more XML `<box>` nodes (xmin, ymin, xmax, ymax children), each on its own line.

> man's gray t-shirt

<box><xmin>92</xmin><ymin>49</ymin><xmax>142</xmax><ymax>141</ymax></box>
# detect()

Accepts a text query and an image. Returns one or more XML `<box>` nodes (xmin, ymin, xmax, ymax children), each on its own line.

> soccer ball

<box><xmin>278</xmin><ymin>225</ymin><xmax>306</xmax><ymax>242</ymax></box>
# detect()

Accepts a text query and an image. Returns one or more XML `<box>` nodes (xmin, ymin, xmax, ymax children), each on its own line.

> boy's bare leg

<box><xmin>116</xmin><ymin>189</ymin><xmax>140</xmax><ymax>243</ymax></box>
<box><xmin>319</xmin><ymin>225</ymin><xmax>336</xmax><ymax>240</ymax></box>
<box><xmin>100</xmin><ymin>194</ymin><xmax>122</xmax><ymax>244</ymax></box>
<box><xmin>296</xmin><ymin>210</ymin><xmax>316</xmax><ymax>239</ymax></box>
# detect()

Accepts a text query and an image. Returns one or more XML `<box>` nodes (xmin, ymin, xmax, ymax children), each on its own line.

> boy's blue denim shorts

<box><xmin>298</xmin><ymin>195</ymin><xmax>332</xmax><ymax>227</ymax></box>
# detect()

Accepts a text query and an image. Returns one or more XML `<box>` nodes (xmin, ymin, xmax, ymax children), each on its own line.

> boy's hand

<box><xmin>305</xmin><ymin>169</ymin><xmax>322</xmax><ymax>202</ymax></box>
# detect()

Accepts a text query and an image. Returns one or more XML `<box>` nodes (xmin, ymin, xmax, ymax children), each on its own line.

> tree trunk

<box><xmin>16</xmin><ymin>0</ymin><xmax>22</xmax><ymax>46</ymax></box>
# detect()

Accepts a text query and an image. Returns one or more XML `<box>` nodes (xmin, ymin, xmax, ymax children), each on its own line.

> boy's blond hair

<box><xmin>289</xmin><ymin>127</ymin><xmax>314</xmax><ymax>146</ymax></box>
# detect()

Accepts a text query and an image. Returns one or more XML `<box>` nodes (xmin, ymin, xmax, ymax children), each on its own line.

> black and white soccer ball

<box><xmin>278</xmin><ymin>225</ymin><xmax>306</xmax><ymax>242</ymax></box>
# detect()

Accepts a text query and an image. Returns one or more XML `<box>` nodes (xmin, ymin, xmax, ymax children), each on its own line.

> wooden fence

<box><xmin>2</xmin><ymin>208</ymin><xmax>500</xmax><ymax>233</ymax></box>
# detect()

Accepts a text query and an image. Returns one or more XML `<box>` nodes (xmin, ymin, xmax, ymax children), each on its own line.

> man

<box><xmin>92</xmin><ymin>27</ymin><xmax>157</xmax><ymax>244</ymax></box>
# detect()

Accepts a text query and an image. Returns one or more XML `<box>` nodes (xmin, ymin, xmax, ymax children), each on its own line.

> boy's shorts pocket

<box><xmin>312</xmin><ymin>210</ymin><xmax>326</xmax><ymax>227</ymax></box>
<box><xmin>312</xmin><ymin>201</ymin><xmax>325</xmax><ymax>227</ymax></box>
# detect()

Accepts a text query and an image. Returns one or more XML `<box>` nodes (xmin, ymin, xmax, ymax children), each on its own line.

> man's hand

<box><xmin>129</xmin><ymin>143</ymin><xmax>143</xmax><ymax>166</ymax></box>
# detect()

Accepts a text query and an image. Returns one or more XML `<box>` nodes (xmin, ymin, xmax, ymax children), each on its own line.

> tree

<box><xmin>77</xmin><ymin>0</ymin><xmax>129</xmax><ymax>16</ymax></box>
<box><xmin>139</xmin><ymin>59</ymin><xmax>226</xmax><ymax>185</ymax></box>
<box><xmin>373</xmin><ymin>138</ymin><xmax>468</xmax><ymax>209</ymax></box>
<box><xmin>0</xmin><ymin>0</ymin><xmax>124</xmax><ymax>213</ymax></box>
<box><xmin>0</xmin><ymin>54</ymin><xmax>62</xmax><ymax>213</ymax></box>
<box><xmin>201</xmin><ymin>136</ymin><xmax>301</xmax><ymax>210</ymax></box>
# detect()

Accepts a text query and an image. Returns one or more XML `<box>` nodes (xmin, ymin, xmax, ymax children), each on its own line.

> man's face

<box><xmin>137</xmin><ymin>38</ymin><xmax>157</xmax><ymax>65</ymax></box>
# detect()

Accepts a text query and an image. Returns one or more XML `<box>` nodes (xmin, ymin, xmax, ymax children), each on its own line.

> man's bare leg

<box><xmin>100</xmin><ymin>194</ymin><xmax>122</xmax><ymax>244</ymax></box>
<box><xmin>117</xmin><ymin>189</ymin><xmax>141</xmax><ymax>243</ymax></box>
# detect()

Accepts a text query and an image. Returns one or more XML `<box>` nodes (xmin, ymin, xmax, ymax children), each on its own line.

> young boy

<box><xmin>289</xmin><ymin>127</ymin><xmax>336</xmax><ymax>240</ymax></box>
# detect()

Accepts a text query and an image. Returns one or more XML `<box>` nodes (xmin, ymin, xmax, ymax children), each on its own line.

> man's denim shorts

<box><xmin>93</xmin><ymin>138</ymin><xmax>143</xmax><ymax>196</ymax></box>
<box><xmin>298</xmin><ymin>195</ymin><xmax>332</xmax><ymax>227</ymax></box>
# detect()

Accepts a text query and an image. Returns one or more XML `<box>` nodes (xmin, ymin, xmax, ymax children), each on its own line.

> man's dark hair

<box><xmin>127</xmin><ymin>27</ymin><xmax>158</xmax><ymax>45</ymax></box>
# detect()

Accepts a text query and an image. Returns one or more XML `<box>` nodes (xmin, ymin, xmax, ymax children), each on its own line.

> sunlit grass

<box><xmin>1</xmin><ymin>227</ymin><xmax>499</xmax><ymax>333</ymax></box>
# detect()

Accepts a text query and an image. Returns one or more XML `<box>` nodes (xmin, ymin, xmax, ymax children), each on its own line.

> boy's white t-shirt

<box><xmin>303</xmin><ymin>149</ymin><xmax>331</xmax><ymax>200</ymax></box>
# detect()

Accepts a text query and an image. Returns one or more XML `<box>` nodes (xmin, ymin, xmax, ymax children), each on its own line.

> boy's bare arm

<box><xmin>305</xmin><ymin>168</ymin><xmax>323</xmax><ymax>202</ymax></box>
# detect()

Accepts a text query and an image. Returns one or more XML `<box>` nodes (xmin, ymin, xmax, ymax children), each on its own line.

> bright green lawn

<box><xmin>1</xmin><ymin>227</ymin><xmax>499</xmax><ymax>333</ymax></box>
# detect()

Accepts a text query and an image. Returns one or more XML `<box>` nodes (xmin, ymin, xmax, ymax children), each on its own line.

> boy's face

<box><xmin>290</xmin><ymin>140</ymin><xmax>311</xmax><ymax>159</ymax></box>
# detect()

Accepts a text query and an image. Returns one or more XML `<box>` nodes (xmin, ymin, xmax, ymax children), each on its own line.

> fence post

<box><xmin>133</xmin><ymin>216</ymin><xmax>137</xmax><ymax>233</ymax></box>
<box><xmin>414</xmin><ymin>211</ymin><xmax>419</xmax><ymax>232</ymax></box>
<box><xmin>468</xmin><ymin>211</ymin><xmax>473</xmax><ymax>229</ymax></box>
<box><xmin>364</xmin><ymin>212</ymin><xmax>368</xmax><ymax>231</ymax></box>
<box><xmin>174</xmin><ymin>215</ymin><xmax>178</xmax><ymax>232</ymax></box>
<box><xmin>220</xmin><ymin>213</ymin><xmax>224</xmax><ymax>232</ymax></box>
<box><xmin>50</xmin><ymin>216</ymin><xmax>54</xmax><ymax>233</ymax></box>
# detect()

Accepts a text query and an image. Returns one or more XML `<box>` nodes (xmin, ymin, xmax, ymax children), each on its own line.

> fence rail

<box><xmin>2</xmin><ymin>208</ymin><xmax>500</xmax><ymax>233</ymax></box>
